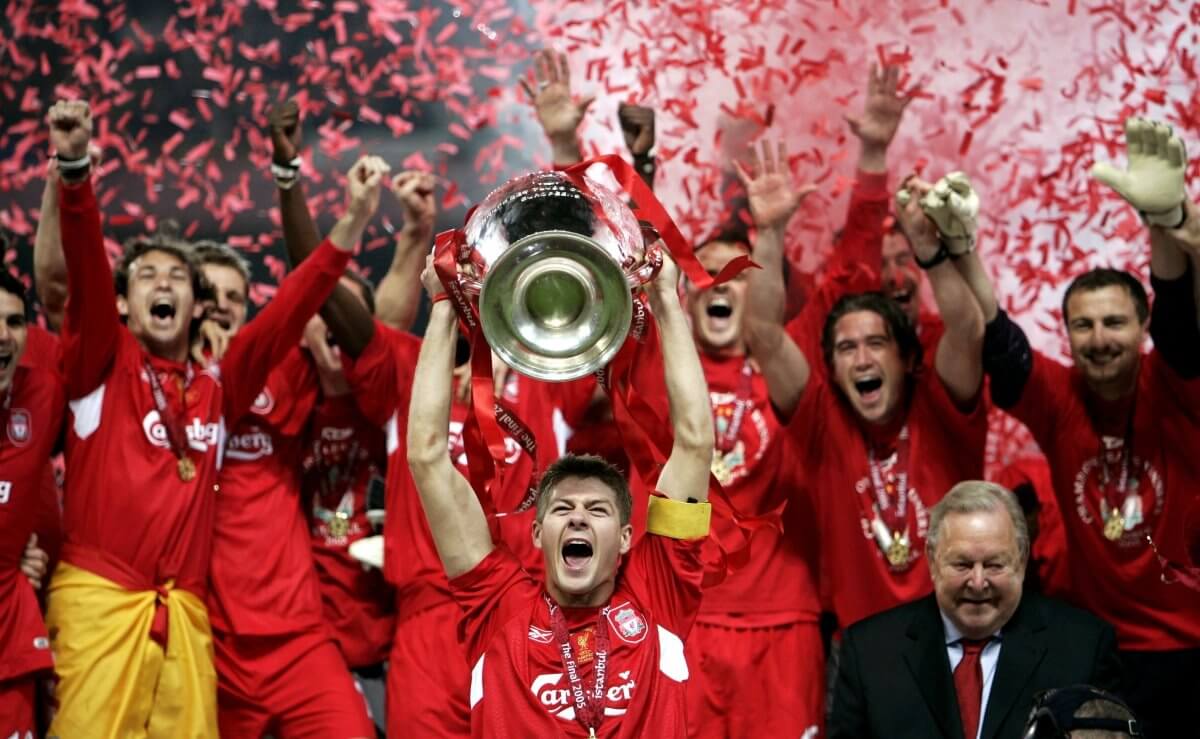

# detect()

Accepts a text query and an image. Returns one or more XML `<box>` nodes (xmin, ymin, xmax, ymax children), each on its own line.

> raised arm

<box><xmin>895</xmin><ymin>175</ymin><xmax>985</xmax><ymax>405</ymax></box>
<box><xmin>521</xmin><ymin>48</ymin><xmax>592</xmax><ymax>168</ymax></box>
<box><xmin>374</xmin><ymin>170</ymin><xmax>435</xmax><ymax>330</ymax></box>
<box><xmin>406</xmin><ymin>258</ymin><xmax>494</xmax><ymax>579</ymax></box>
<box><xmin>1148</xmin><ymin>199</ymin><xmax>1200</xmax><ymax>376</ymax></box>
<box><xmin>269</xmin><ymin>101</ymin><xmax>377</xmax><ymax>357</ymax></box>
<box><xmin>837</xmin><ymin>63</ymin><xmax>916</xmax><ymax>272</ymax></box>
<box><xmin>33</xmin><ymin>166</ymin><xmax>67</xmax><ymax>332</ymax></box>
<box><xmin>644</xmin><ymin>256</ymin><xmax>715</xmax><ymax>503</ymax></box>
<box><xmin>220</xmin><ymin>156</ymin><xmax>384</xmax><ymax>420</ymax></box>
<box><xmin>737</xmin><ymin>140</ymin><xmax>817</xmax><ymax>417</ymax></box>
<box><xmin>1093</xmin><ymin>116</ymin><xmax>1190</xmax><ymax>280</ymax></box>
<box><xmin>1092</xmin><ymin>116</ymin><xmax>1200</xmax><ymax>373</ymax></box>
<box><xmin>49</xmin><ymin>101</ymin><xmax>121</xmax><ymax>398</ymax></box>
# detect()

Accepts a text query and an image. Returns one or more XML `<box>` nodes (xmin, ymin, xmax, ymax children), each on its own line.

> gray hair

<box><xmin>926</xmin><ymin>480</ymin><xmax>1030</xmax><ymax>563</ymax></box>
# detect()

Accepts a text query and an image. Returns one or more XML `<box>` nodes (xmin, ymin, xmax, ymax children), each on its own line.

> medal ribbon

<box><xmin>433</xmin><ymin>227</ymin><xmax>543</xmax><ymax>517</ymax></box>
<box><xmin>143</xmin><ymin>358</ymin><xmax>193</xmax><ymax>466</ymax></box>
<box><xmin>864</xmin><ymin>425</ymin><xmax>910</xmax><ymax>535</ymax></box>
<box><xmin>547</xmin><ymin>598</ymin><xmax>611</xmax><ymax>736</ymax></box>
<box><xmin>1096</xmin><ymin>403</ymin><xmax>1136</xmax><ymax>525</ymax></box>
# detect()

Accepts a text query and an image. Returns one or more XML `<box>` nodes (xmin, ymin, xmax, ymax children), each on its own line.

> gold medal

<box><xmin>711</xmin><ymin>454</ymin><xmax>732</xmax><ymax>485</ymax></box>
<box><xmin>1103</xmin><ymin>510</ymin><xmax>1125</xmax><ymax>541</ymax></box>
<box><xmin>886</xmin><ymin>536</ymin><xmax>910</xmax><ymax>567</ymax></box>
<box><xmin>329</xmin><ymin>513</ymin><xmax>350</xmax><ymax>537</ymax></box>
<box><xmin>177</xmin><ymin>456</ymin><xmax>196</xmax><ymax>482</ymax></box>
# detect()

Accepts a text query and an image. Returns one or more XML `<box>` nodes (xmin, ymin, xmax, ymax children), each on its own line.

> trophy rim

<box><xmin>479</xmin><ymin>230</ymin><xmax>633</xmax><ymax>382</ymax></box>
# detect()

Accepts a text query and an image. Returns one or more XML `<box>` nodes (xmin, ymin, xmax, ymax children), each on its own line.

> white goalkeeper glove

<box><xmin>1091</xmin><ymin>116</ymin><xmax>1188</xmax><ymax>228</ymax></box>
<box><xmin>917</xmin><ymin>171</ymin><xmax>979</xmax><ymax>255</ymax></box>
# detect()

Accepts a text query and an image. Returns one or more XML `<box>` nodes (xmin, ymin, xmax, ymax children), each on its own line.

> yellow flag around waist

<box><xmin>45</xmin><ymin>562</ymin><xmax>218</xmax><ymax>739</ymax></box>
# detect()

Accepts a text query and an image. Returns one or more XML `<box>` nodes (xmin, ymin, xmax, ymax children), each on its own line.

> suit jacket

<box><xmin>829</xmin><ymin>593</ymin><xmax>1121</xmax><ymax>739</ymax></box>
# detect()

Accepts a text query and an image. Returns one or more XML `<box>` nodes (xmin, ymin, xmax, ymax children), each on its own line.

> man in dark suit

<box><xmin>830</xmin><ymin>480</ymin><xmax>1121</xmax><ymax>739</ymax></box>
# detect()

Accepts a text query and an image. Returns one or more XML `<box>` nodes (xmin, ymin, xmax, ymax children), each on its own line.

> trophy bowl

<box><xmin>455</xmin><ymin>169</ymin><xmax>657</xmax><ymax>382</ymax></box>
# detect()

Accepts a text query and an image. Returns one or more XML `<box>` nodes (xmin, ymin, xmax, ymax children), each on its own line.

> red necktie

<box><xmin>954</xmin><ymin>638</ymin><xmax>989</xmax><ymax>739</ymax></box>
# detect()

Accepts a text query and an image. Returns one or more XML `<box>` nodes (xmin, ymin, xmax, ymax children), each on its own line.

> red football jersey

<box><xmin>0</xmin><ymin>353</ymin><xmax>65</xmax><ymax>682</ymax></box>
<box><xmin>1005</xmin><ymin>350</ymin><xmax>1200</xmax><ymax>650</ymax></box>
<box><xmin>304</xmin><ymin>392</ymin><xmax>394</xmax><ymax>668</ymax></box>
<box><xmin>451</xmin><ymin>532</ymin><xmax>704</xmax><ymax>738</ymax></box>
<box><xmin>787</xmin><ymin>369</ymin><xmax>987</xmax><ymax>628</ymax></box>
<box><xmin>57</xmin><ymin>180</ymin><xmax>351</xmax><ymax>595</ymax></box>
<box><xmin>345</xmin><ymin>323</ymin><xmax>593</xmax><ymax>620</ymax></box>
<box><xmin>694</xmin><ymin>353</ymin><xmax>820</xmax><ymax>623</ymax></box>
<box><xmin>208</xmin><ymin>348</ymin><xmax>326</xmax><ymax>635</ymax></box>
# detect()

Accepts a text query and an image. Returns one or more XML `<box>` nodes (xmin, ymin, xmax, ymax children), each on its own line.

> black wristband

<box><xmin>633</xmin><ymin>154</ymin><xmax>655</xmax><ymax>176</ymax></box>
<box><xmin>913</xmin><ymin>242</ymin><xmax>950</xmax><ymax>270</ymax></box>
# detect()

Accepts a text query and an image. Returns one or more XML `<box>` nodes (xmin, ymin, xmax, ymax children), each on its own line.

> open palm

<box><xmin>735</xmin><ymin>140</ymin><xmax>816</xmax><ymax>230</ymax></box>
<box><xmin>846</xmin><ymin>64</ymin><xmax>914</xmax><ymax>150</ymax></box>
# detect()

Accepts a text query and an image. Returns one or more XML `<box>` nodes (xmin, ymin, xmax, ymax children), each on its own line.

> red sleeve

<box><xmin>832</xmin><ymin>169</ymin><xmax>890</xmax><ymax>275</ymax></box>
<box><xmin>781</xmin><ymin>371</ymin><xmax>830</xmax><ymax>472</ymax></box>
<box><xmin>1005</xmin><ymin>351</ymin><xmax>1075</xmax><ymax>448</ymax></box>
<box><xmin>342</xmin><ymin>322</ymin><xmax>420</xmax><ymax>428</ymax></box>
<box><xmin>1146</xmin><ymin>349</ymin><xmax>1200</xmax><ymax>422</ymax></box>
<box><xmin>218</xmin><ymin>239</ymin><xmax>350</xmax><ymax>421</ymax></box>
<box><xmin>58</xmin><ymin>180</ymin><xmax>121</xmax><ymax>399</ymax></box>
<box><xmin>22</xmin><ymin>326</ymin><xmax>63</xmax><ymax>372</ymax></box>
<box><xmin>620</xmin><ymin>527</ymin><xmax>705</xmax><ymax>637</ymax></box>
<box><xmin>449</xmin><ymin>545</ymin><xmax>541</xmax><ymax>662</ymax></box>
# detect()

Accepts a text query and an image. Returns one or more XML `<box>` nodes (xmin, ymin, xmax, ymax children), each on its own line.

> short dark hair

<box><xmin>341</xmin><ymin>269</ymin><xmax>377</xmax><ymax>315</ymax></box>
<box><xmin>696</xmin><ymin>221</ymin><xmax>750</xmax><ymax>253</ymax></box>
<box><xmin>535</xmin><ymin>454</ymin><xmax>632</xmax><ymax>526</ymax></box>
<box><xmin>1062</xmin><ymin>268</ymin><xmax>1149</xmax><ymax>325</ymax></box>
<box><xmin>0</xmin><ymin>269</ymin><xmax>29</xmax><ymax>315</ymax></box>
<box><xmin>114</xmin><ymin>231</ymin><xmax>204</xmax><ymax>300</ymax></box>
<box><xmin>191</xmin><ymin>240</ymin><xmax>252</xmax><ymax>291</ymax></box>
<box><xmin>821</xmin><ymin>291</ymin><xmax>923</xmax><ymax>371</ymax></box>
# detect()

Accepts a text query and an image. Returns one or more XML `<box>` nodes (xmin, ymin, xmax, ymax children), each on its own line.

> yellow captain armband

<box><xmin>645</xmin><ymin>495</ymin><xmax>712</xmax><ymax>540</ymax></box>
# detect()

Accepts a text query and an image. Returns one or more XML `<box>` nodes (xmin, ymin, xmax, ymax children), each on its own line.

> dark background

<box><xmin>0</xmin><ymin>0</ymin><xmax>546</xmax><ymax>328</ymax></box>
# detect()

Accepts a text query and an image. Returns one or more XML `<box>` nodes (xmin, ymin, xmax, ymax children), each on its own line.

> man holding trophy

<box><xmin>407</xmin><ymin>155</ymin><xmax>718</xmax><ymax>736</ymax></box>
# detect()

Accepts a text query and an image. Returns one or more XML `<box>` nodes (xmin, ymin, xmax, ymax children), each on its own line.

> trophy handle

<box><xmin>624</xmin><ymin>223</ymin><xmax>665</xmax><ymax>288</ymax></box>
<box><xmin>458</xmin><ymin>276</ymin><xmax>483</xmax><ymax>296</ymax></box>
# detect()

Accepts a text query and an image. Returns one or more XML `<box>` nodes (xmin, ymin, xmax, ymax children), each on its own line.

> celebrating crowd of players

<box><xmin>1</xmin><ymin>52</ymin><xmax>1198</xmax><ymax>739</ymax></box>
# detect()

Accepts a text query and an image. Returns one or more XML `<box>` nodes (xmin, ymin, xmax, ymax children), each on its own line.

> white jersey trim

<box><xmin>552</xmin><ymin>407</ymin><xmax>570</xmax><ymax>457</ymax></box>
<box><xmin>656</xmin><ymin>625</ymin><xmax>688</xmax><ymax>682</ymax></box>
<box><xmin>386</xmin><ymin>412</ymin><xmax>399</xmax><ymax>456</ymax></box>
<box><xmin>470</xmin><ymin>654</ymin><xmax>485</xmax><ymax>709</ymax></box>
<box><xmin>68</xmin><ymin>384</ymin><xmax>106</xmax><ymax>439</ymax></box>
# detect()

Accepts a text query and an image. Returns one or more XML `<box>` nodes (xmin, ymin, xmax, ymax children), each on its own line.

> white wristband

<box><xmin>56</xmin><ymin>154</ymin><xmax>92</xmax><ymax>171</ymax></box>
<box><xmin>271</xmin><ymin>157</ymin><xmax>302</xmax><ymax>190</ymax></box>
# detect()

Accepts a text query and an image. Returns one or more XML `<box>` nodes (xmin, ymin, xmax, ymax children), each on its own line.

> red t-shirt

<box><xmin>1005</xmin><ymin>350</ymin><xmax>1200</xmax><ymax>650</ymax></box>
<box><xmin>684</xmin><ymin>353</ymin><xmax>819</xmax><ymax>623</ymax></box>
<box><xmin>304</xmin><ymin>392</ymin><xmax>394</xmax><ymax>668</ymax></box>
<box><xmin>208</xmin><ymin>348</ymin><xmax>326</xmax><ymax>636</ymax></box>
<box><xmin>20</xmin><ymin>326</ymin><xmax>66</xmax><ymax>566</ymax></box>
<box><xmin>450</xmin><ymin>531</ymin><xmax>704</xmax><ymax>738</ymax></box>
<box><xmin>787</xmin><ymin>369</ymin><xmax>988</xmax><ymax>628</ymax></box>
<box><xmin>992</xmin><ymin>454</ymin><xmax>1071</xmax><ymax>598</ymax></box>
<box><xmin>0</xmin><ymin>345</ymin><xmax>65</xmax><ymax>682</ymax></box>
<box><xmin>346</xmin><ymin>323</ymin><xmax>593</xmax><ymax>620</ymax></box>
<box><xmin>57</xmin><ymin>180</ymin><xmax>350</xmax><ymax>597</ymax></box>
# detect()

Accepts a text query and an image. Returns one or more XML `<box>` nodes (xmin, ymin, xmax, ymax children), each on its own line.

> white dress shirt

<box><xmin>941</xmin><ymin>611</ymin><xmax>1003</xmax><ymax>739</ymax></box>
